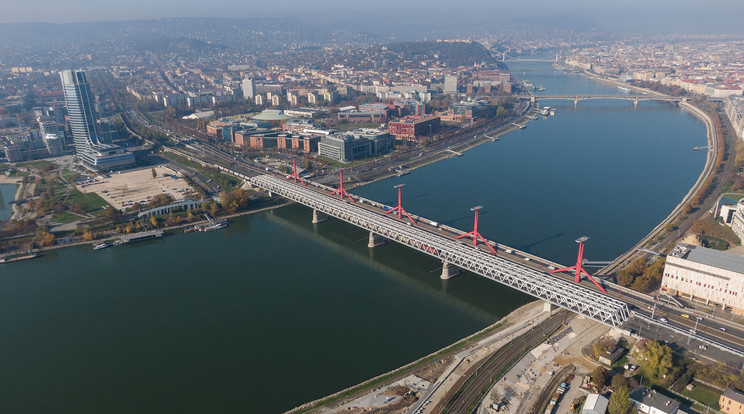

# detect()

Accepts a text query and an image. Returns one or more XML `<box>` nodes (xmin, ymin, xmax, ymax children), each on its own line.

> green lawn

<box><xmin>67</xmin><ymin>190</ymin><xmax>109</xmax><ymax>215</ymax></box>
<box><xmin>50</xmin><ymin>211</ymin><xmax>84</xmax><ymax>224</ymax></box>
<box><xmin>682</xmin><ymin>383</ymin><xmax>721</xmax><ymax>407</ymax></box>
<box><xmin>62</xmin><ymin>168</ymin><xmax>82</xmax><ymax>182</ymax></box>
<box><xmin>17</xmin><ymin>160</ymin><xmax>55</xmax><ymax>171</ymax></box>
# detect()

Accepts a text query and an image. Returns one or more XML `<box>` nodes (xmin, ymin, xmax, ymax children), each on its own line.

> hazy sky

<box><xmin>2</xmin><ymin>0</ymin><xmax>744</xmax><ymax>34</ymax></box>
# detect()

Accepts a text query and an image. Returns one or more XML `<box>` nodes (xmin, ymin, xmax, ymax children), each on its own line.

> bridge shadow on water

<box><xmin>511</xmin><ymin>232</ymin><xmax>565</xmax><ymax>254</ymax></box>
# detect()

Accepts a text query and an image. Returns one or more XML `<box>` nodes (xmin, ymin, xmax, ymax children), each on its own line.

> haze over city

<box><xmin>2</xmin><ymin>0</ymin><xmax>744</xmax><ymax>36</ymax></box>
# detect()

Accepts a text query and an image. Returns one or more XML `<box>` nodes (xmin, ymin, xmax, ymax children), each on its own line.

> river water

<box><xmin>0</xmin><ymin>62</ymin><xmax>707</xmax><ymax>413</ymax></box>
<box><xmin>0</xmin><ymin>183</ymin><xmax>16</xmax><ymax>221</ymax></box>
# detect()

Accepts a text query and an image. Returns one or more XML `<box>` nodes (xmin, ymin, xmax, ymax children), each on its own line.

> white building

<box><xmin>630</xmin><ymin>387</ymin><xmax>681</xmax><ymax>414</ymax></box>
<box><xmin>661</xmin><ymin>243</ymin><xmax>744</xmax><ymax>314</ymax></box>
<box><xmin>582</xmin><ymin>394</ymin><xmax>609</xmax><ymax>414</ymax></box>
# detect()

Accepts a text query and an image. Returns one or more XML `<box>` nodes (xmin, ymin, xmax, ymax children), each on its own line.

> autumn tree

<box><xmin>640</xmin><ymin>340</ymin><xmax>675</xmax><ymax>385</ymax></box>
<box><xmin>150</xmin><ymin>217</ymin><xmax>159</xmax><ymax>228</ymax></box>
<box><xmin>593</xmin><ymin>366</ymin><xmax>610</xmax><ymax>387</ymax></box>
<box><xmin>612</xmin><ymin>373</ymin><xmax>628</xmax><ymax>390</ymax></box>
<box><xmin>104</xmin><ymin>206</ymin><xmax>122</xmax><ymax>221</ymax></box>
<box><xmin>609</xmin><ymin>385</ymin><xmax>632</xmax><ymax>414</ymax></box>
<box><xmin>148</xmin><ymin>193</ymin><xmax>174</xmax><ymax>209</ymax></box>
<box><xmin>616</xmin><ymin>257</ymin><xmax>647</xmax><ymax>287</ymax></box>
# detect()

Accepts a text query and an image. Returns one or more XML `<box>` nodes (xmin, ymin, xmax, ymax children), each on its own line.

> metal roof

<box><xmin>684</xmin><ymin>244</ymin><xmax>744</xmax><ymax>274</ymax></box>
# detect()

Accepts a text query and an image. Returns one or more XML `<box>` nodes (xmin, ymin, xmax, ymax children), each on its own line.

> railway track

<box><xmin>442</xmin><ymin>310</ymin><xmax>569</xmax><ymax>414</ymax></box>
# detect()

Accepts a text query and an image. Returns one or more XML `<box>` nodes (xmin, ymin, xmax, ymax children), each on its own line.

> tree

<box><xmin>609</xmin><ymin>385</ymin><xmax>632</xmax><ymax>414</ymax></box>
<box><xmin>594</xmin><ymin>342</ymin><xmax>607</xmax><ymax>359</ymax></box>
<box><xmin>150</xmin><ymin>217</ymin><xmax>158</xmax><ymax>228</ymax></box>
<box><xmin>82</xmin><ymin>231</ymin><xmax>94</xmax><ymax>241</ymax></box>
<box><xmin>612</xmin><ymin>373</ymin><xmax>628</xmax><ymax>390</ymax></box>
<box><xmin>593</xmin><ymin>366</ymin><xmax>610</xmax><ymax>387</ymax></box>
<box><xmin>151</xmin><ymin>168</ymin><xmax>157</xmax><ymax>179</ymax></box>
<box><xmin>148</xmin><ymin>193</ymin><xmax>174</xmax><ymax>209</ymax></box>
<box><xmin>641</xmin><ymin>340</ymin><xmax>674</xmax><ymax>385</ymax></box>
<box><xmin>616</xmin><ymin>257</ymin><xmax>647</xmax><ymax>287</ymax></box>
<box><xmin>104</xmin><ymin>206</ymin><xmax>122</xmax><ymax>221</ymax></box>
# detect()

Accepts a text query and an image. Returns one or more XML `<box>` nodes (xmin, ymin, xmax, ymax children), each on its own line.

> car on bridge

<box><xmin>660</xmin><ymin>317</ymin><xmax>669</xmax><ymax>323</ymax></box>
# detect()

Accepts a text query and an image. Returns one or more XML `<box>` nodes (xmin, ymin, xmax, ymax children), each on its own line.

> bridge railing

<box><xmin>251</xmin><ymin>175</ymin><xmax>631</xmax><ymax>327</ymax></box>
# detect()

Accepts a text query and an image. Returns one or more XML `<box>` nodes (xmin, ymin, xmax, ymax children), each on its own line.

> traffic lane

<box><xmin>624</xmin><ymin>317</ymin><xmax>741</xmax><ymax>366</ymax></box>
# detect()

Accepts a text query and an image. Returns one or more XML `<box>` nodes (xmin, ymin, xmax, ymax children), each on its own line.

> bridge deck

<box><xmin>251</xmin><ymin>175</ymin><xmax>631</xmax><ymax>327</ymax></box>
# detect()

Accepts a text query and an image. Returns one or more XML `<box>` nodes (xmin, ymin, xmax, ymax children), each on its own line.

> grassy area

<box><xmin>17</xmin><ymin>160</ymin><xmax>55</xmax><ymax>171</ymax></box>
<box><xmin>50</xmin><ymin>211</ymin><xmax>84</xmax><ymax>224</ymax></box>
<box><xmin>722</xmin><ymin>193</ymin><xmax>744</xmax><ymax>201</ymax></box>
<box><xmin>682</xmin><ymin>383</ymin><xmax>721</xmax><ymax>407</ymax></box>
<box><xmin>159</xmin><ymin>152</ymin><xmax>241</xmax><ymax>192</ymax></box>
<box><xmin>67</xmin><ymin>190</ymin><xmax>109</xmax><ymax>215</ymax></box>
<box><xmin>690</xmin><ymin>214</ymin><xmax>740</xmax><ymax>245</ymax></box>
<box><xmin>61</xmin><ymin>168</ymin><xmax>82</xmax><ymax>182</ymax></box>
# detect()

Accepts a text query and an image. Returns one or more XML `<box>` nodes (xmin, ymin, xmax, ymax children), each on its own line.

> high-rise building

<box><xmin>60</xmin><ymin>69</ymin><xmax>134</xmax><ymax>170</ymax></box>
<box><xmin>242</xmin><ymin>78</ymin><xmax>256</xmax><ymax>99</ymax></box>
<box><xmin>444</xmin><ymin>75</ymin><xmax>458</xmax><ymax>94</ymax></box>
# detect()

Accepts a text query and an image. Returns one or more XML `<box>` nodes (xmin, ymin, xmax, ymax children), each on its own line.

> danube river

<box><xmin>0</xmin><ymin>183</ymin><xmax>16</xmax><ymax>221</ymax></box>
<box><xmin>0</xmin><ymin>61</ymin><xmax>707</xmax><ymax>413</ymax></box>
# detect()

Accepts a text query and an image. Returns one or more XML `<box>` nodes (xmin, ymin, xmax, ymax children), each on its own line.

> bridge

<box><xmin>250</xmin><ymin>174</ymin><xmax>631</xmax><ymax>327</ymax></box>
<box><xmin>527</xmin><ymin>94</ymin><xmax>684</xmax><ymax>108</ymax></box>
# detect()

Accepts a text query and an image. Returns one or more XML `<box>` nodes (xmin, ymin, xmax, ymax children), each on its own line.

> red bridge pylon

<box><xmin>330</xmin><ymin>169</ymin><xmax>355</xmax><ymax>202</ymax></box>
<box><xmin>549</xmin><ymin>236</ymin><xmax>607</xmax><ymax>293</ymax></box>
<box><xmin>386</xmin><ymin>184</ymin><xmax>416</xmax><ymax>224</ymax></box>
<box><xmin>286</xmin><ymin>156</ymin><xmax>306</xmax><ymax>186</ymax></box>
<box><xmin>456</xmin><ymin>206</ymin><xmax>496</xmax><ymax>255</ymax></box>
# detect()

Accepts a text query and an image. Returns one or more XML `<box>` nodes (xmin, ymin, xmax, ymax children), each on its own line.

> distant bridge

<box><xmin>527</xmin><ymin>94</ymin><xmax>684</xmax><ymax>106</ymax></box>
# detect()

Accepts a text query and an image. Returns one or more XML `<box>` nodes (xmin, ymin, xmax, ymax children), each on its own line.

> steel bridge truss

<box><xmin>251</xmin><ymin>175</ymin><xmax>631</xmax><ymax>327</ymax></box>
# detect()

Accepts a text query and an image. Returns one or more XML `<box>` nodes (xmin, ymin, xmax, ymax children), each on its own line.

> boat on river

<box><xmin>93</xmin><ymin>242</ymin><xmax>110</xmax><ymax>250</ymax></box>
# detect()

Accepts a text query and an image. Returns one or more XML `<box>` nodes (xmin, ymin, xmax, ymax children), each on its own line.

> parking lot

<box><xmin>77</xmin><ymin>166</ymin><xmax>195</xmax><ymax>210</ymax></box>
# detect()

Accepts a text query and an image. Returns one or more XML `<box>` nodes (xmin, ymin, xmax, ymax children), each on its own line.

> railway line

<box><xmin>442</xmin><ymin>310</ymin><xmax>569</xmax><ymax>414</ymax></box>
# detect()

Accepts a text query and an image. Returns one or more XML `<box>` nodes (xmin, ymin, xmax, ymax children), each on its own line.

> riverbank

<box><xmin>572</xmin><ymin>76</ymin><xmax>719</xmax><ymax>274</ymax></box>
<box><xmin>347</xmin><ymin>103</ymin><xmax>536</xmax><ymax>189</ymax></box>
<box><xmin>285</xmin><ymin>300</ymin><xmax>547</xmax><ymax>414</ymax></box>
<box><xmin>1</xmin><ymin>198</ymin><xmax>293</xmax><ymax>258</ymax></box>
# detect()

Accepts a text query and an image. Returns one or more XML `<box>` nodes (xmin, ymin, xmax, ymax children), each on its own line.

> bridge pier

<box><xmin>530</xmin><ymin>96</ymin><xmax>535</xmax><ymax>104</ymax></box>
<box><xmin>573</xmin><ymin>98</ymin><xmax>578</xmax><ymax>107</ymax></box>
<box><xmin>440</xmin><ymin>261</ymin><xmax>462</xmax><ymax>280</ymax></box>
<box><xmin>633</xmin><ymin>100</ymin><xmax>638</xmax><ymax>109</ymax></box>
<box><xmin>367</xmin><ymin>232</ymin><xmax>387</xmax><ymax>248</ymax></box>
<box><xmin>544</xmin><ymin>301</ymin><xmax>559</xmax><ymax>315</ymax></box>
<box><xmin>312</xmin><ymin>209</ymin><xmax>329</xmax><ymax>224</ymax></box>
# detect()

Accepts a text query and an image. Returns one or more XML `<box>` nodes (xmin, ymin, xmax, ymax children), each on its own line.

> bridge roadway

<box><xmin>528</xmin><ymin>94</ymin><xmax>682</xmax><ymax>102</ymax></box>
<box><xmin>250</xmin><ymin>174</ymin><xmax>631</xmax><ymax>327</ymax></box>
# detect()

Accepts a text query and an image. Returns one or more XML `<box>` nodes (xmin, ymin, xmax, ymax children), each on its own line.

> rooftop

<box><xmin>630</xmin><ymin>386</ymin><xmax>682</xmax><ymax>413</ymax></box>
<box><xmin>669</xmin><ymin>243</ymin><xmax>744</xmax><ymax>274</ymax></box>
<box><xmin>722</xmin><ymin>388</ymin><xmax>744</xmax><ymax>405</ymax></box>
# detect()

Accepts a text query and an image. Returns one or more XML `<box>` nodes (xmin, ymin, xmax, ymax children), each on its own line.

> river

<box><xmin>0</xmin><ymin>183</ymin><xmax>16</xmax><ymax>221</ymax></box>
<box><xmin>0</xmin><ymin>61</ymin><xmax>707</xmax><ymax>413</ymax></box>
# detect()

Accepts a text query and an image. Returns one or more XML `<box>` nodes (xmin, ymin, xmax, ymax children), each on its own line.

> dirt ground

<box><xmin>77</xmin><ymin>166</ymin><xmax>195</xmax><ymax>210</ymax></box>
